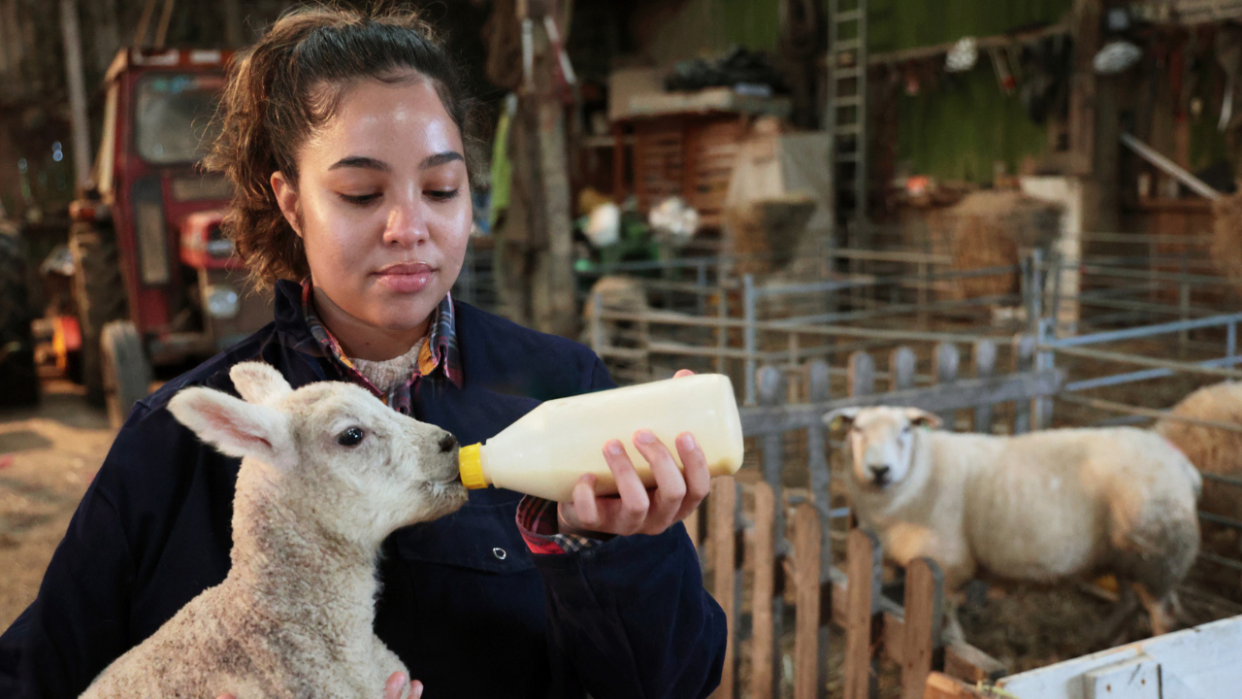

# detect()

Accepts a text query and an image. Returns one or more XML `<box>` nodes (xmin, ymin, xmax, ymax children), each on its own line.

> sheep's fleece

<box><xmin>78</xmin><ymin>362</ymin><xmax>468</xmax><ymax>699</ymax></box>
<box><xmin>1155</xmin><ymin>380</ymin><xmax>1242</xmax><ymax>525</ymax></box>
<box><xmin>831</xmin><ymin>406</ymin><xmax>1201</xmax><ymax>633</ymax></box>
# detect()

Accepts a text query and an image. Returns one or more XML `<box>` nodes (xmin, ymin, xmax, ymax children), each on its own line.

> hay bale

<box><xmin>1212</xmin><ymin>192</ymin><xmax>1242</xmax><ymax>290</ymax></box>
<box><xmin>930</xmin><ymin>191</ymin><xmax>1061</xmax><ymax>301</ymax></box>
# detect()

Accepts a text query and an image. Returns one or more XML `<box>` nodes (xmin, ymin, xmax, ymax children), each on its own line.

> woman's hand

<box><xmin>214</xmin><ymin>671</ymin><xmax>422</xmax><ymax>699</ymax></box>
<box><xmin>384</xmin><ymin>671</ymin><xmax>424</xmax><ymax>699</ymax></box>
<box><xmin>558</xmin><ymin>369</ymin><xmax>712</xmax><ymax>538</ymax></box>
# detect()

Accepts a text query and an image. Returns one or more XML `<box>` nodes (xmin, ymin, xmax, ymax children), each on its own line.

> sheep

<box><xmin>79</xmin><ymin>361</ymin><xmax>468</xmax><ymax>698</ymax></box>
<box><xmin>1154</xmin><ymin>381</ymin><xmax>1242</xmax><ymax>530</ymax></box>
<box><xmin>825</xmin><ymin>406</ymin><xmax>1201</xmax><ymax>638</ymax></box>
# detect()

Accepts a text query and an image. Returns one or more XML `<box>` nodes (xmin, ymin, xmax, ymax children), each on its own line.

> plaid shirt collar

<box><xmin>301</xmin><ymin>280</ymin><xmax>463</xmax><ymax>413</ymax></box>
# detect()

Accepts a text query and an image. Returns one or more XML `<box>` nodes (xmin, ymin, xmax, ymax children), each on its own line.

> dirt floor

<box><xmin>0</xmin><ymin>379</ymin><xmax>116</xmax><ymax>631</ymax></box>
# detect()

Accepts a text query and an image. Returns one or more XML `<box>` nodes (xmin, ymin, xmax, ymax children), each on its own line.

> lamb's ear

<box><xmin>823</xmin><ymin>407</ymin><xmax>862</xmax><ymax>430</ymax></box>
<box><xmin>169</xmin><ymin>386</ymin><xmax>292</xmax><ymax>468</ymax></box>
<box><xmin>904</xmin><ymin>408</ymin><xmax>942</xmax><ymax>430</ymax></box>
<box><xmin>230</xmin><ymin>362</ymin><xmax>292</xmax><ymax>405</ymax></box>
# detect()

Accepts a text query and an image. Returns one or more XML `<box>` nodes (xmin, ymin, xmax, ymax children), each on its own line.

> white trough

<box><xmin>997</xmin><ymin>614</ymin><xmax>1242</xmax><ymax>699</ymax></box>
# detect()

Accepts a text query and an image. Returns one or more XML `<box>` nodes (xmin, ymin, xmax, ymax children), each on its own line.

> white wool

<box><xmin>1155</xmin><ymin>381</ymin><xmax>1242</xmax><ymax>524</ymax></box>
<box><xmin>827</xmin><ymin>406</ymin><xmax>1201</xmax><ymax>637</ymax></box>
<box><xmin>79</xmin><ymin>361</ymin><xmax>468</xmax><ymax>698</ymax></box>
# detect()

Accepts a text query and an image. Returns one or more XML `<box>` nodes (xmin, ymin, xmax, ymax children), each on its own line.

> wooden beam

<box><xmin>944</xmin><ymin>641</ymin><xmax>1007</xmax><ymax>685</ymax></box>
<box><xmin>923</xmin><ymin>672</ymin><xmax>993</xmax><ymax>699</ymax></box>
<box><xmin>843</xmin><ymin>529</ymin><xmax>882</xmax><ymax>699</ymax></box>
<box><xmin>710</xmin><ymin>477</ymin><xmax>738</xmax><ymax>699</ymax></box>
<box><xmin>793</xmin><ymin>504</ymin><xmax>822</xmax><ymax>699</ymax></box>
<box><xmin>900</xmin><ymin>559</ymin><xmax>943</xmax><ymax>699</ymax></box>
<box><xmin>1068</xmin><ymin>0</ymin><xmax>1101</xmax><ymax>175</ymax></box>
<box><xmin>750</xmin><ymin>482</ymin><xmax>777</xmax><ymax>699</ymax></box>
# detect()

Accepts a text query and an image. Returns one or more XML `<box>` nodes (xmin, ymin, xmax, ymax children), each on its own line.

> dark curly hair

<box><xmin>203</xmin><ymin>4</ymin><xmax>473</xmax><ymax>287</ymax></box>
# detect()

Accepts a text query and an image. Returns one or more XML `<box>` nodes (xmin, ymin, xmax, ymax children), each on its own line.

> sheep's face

<box><xmin>824</xmin><ymin>407</ymin><xmax>941</xmax><ymax>491</ymax></box>
<box><xmin>287</xmin><ymin>382</ymin><xmax>468</xmax><ymax>542</ymax></box>
<box><xmin>169</xmin><ymin>362</ymin><xmax>468</xmax><ymax>550</ymax></box>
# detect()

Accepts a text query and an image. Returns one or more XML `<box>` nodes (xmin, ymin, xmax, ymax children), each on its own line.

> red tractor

<box><xmin>67</xmin><ymin>47</ymin><xmax>270</xmax><ymax>426</ymax></box>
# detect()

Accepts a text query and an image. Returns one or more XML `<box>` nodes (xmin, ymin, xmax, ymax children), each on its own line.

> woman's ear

<box><xmin>270</xmin><ymin>171</ymin><xmax>302</xmax><ymax>237</ymax></box>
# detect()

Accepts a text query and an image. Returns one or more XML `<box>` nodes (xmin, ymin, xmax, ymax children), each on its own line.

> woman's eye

<box><xmin>337</xmin><ymin>426</ymin><xmax>365</xmax><ymax>447</ymax></box>
<box><xmin>340</xmin><ymin>193</ymin><xmax>381</xmax><ymax>206</ymax></box>
<box><xmin>425</xmin><ymin>189</ymin><xmax>459</xmax><ymax>202</ymax></box>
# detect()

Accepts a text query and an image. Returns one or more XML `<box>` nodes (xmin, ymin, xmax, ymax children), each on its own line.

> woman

<box><xmin>0</xmin><ymin>7</ymin><xmax>726</xmax><ymax>699</ymax></box>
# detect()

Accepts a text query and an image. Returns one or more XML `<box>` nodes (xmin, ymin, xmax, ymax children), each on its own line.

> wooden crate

<box><xmin>627</xmin><ymin>115</ymin><xmax>745</xmax><ymax>229</ymax></box>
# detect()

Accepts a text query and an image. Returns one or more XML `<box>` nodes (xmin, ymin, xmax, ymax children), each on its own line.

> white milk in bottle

<box><xmin>457</xmin><ymin>374</ymin><xmax>744</xmax><ymax>502</ymax></box>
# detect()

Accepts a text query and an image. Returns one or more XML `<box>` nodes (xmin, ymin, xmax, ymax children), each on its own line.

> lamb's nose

<box><xmin>438</xmin><ymin>434</ymin><xmax>458</xmax><ymax>453</ymax></box>
<box><xmin>870</xmin><ymin>465</ymin><xmax>891</xmax><ymax>482</ymax></box>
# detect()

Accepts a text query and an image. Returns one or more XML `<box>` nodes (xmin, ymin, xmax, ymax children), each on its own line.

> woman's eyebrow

<box><xmin>420</xmin><ymin>151</ymin><xmax>464</xmax><ymax>170</ymax></box>
<box><xmin>328</xmin><ymin>156</ymin><xmax>390</xmax><ymax>172</ymax></box>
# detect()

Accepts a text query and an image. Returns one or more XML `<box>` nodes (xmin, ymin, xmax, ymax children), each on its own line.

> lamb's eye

<box><xmin>337</xmin><ymin>427</ymin><xmax>365</xmax><ymax>447</ymax></box>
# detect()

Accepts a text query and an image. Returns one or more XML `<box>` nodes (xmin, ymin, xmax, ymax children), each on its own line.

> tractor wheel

<box><xmin>0</xmin><ymin>229</ymin><xmax>40</xmax><ymax>407</ymax></box>
<box><xmin>100</xmin><ymin>320</ymin><xmax>150</xmax><ymax>428</ymax></box>
<box><xmin>70</xmin><ymin>222</ymin><xmax>128</xmax><ymax>406</ymax></box>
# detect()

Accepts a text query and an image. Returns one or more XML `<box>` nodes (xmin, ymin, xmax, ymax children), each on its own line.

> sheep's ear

<box><xmin>904</xmin><ymin>408</ymin><xmax>942</xmax><ymax>430</ymax></box>
<box><xmin>823</xmin><ymin>407</ymin><xmax>862</xmax><ymax>430</ymax></box>
<box><xmin>230</xmin><ymin>362</ymin><xmax>292</xmax><ymax>405</ymax></box>
<box><xmin>169</xmin><ymin>386</ymin><xmax>292</xmax><ymax>468</ymax></box>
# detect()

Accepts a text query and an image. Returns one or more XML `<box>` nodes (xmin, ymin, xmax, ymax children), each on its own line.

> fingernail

<box><xmin>607</xmin><ymin>441</ymin><xmax>625</xmax><ymax>456</ymax></box>
<box><xmin>678</xmin><ymin>433</ymin><xmax>697</xmax><ymax>451</ymax></box>
<box><xmin>413</xmin><ymin>684</ymin><xmax>423</xmax><ymax>699</ymax></box>
<box><xmin>636</xmin><ymin>430</ymin><xmax>656</xmax><ymax>445</ymax></box>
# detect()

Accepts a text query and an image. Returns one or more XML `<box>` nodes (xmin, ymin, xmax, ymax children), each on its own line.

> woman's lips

<box><xmin>374</xmin><ymin>262</ymin><xmax>435</xmax><ymax>293</ymax></box>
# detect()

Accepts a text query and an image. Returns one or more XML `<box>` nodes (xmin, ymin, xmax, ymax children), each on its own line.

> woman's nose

<box><xmin>382</xmin><ymin>200</ymin><xmax>430</xmax><ymax>248</ymax></box>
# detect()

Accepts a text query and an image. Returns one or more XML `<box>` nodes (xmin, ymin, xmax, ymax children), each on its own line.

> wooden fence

<box><xmin>694</xmin><ymin>338</ymin><xmax>1063</xmax><ymax>698</ymax></box>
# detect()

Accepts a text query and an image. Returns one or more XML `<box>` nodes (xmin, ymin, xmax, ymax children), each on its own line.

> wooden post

<box><xmin>934</xmin><ymin>343</ymin><xmax>960</xmax><ymax>428</ymax></box>
<box><xmin>917</xmin><ymin>261</ymin><xmax>929</xmax><ymax>328</ymax></box>
<box><xmin>1179</xmin><ymin>282</ymin><xmax>1190</xmax><ymax>350</ymax></box>
<box><xmin>751</xmin><ymin>482</ymin><xmax>777</xmax><ymax>699</ymax></box>
<box><xmin>788</xmin><ymin>333</ymin><xmax>801</xmax><ymax>402</ymax></box>
<box><xmin>715</xmin><ymin>286</ymin><xmax>729</xmax><ymax>375</ymax></box>
<box><xmin>744</xmin><ymin>275</ymin><xmax>757</xmax><ymax>405</ymax></box>
<box><xmin>890</xmin><ymin>346</ymin><xmax>916</xmax><ymax>391</ymax></box>
<box><xmin>944</xmin><ymin>643</ymin><xmax>1007</xmax><ymax>685</ymax></box>
<box><xmin>531</xmin><ymin>90</ymin><xmax>576</xmax><ymax>337</ymax></box>
<box><xmin>972</xmin><ymin>340</ymin><xmax>997</xmax><ymax>434</ymax></box>
<box><xmin>222</xmin><ymin>0</ymin><xmax>243</xmax><ymax>46</ymax></box>
<box><xmin>806</xmin><ymin>359</ymin><xmax>833</xmax><ymax>697</ymax></box>
<box><xmin>1012</xmin><ymin>335</ymin><xmax>1035</xmax><ymax>434</ymax></box>
<box><xmin>758</xmin><ymin>366</ymin><xmax>788</xmax><ymax>495</ymax></box>
<box><xmin>59</xmin><ymin>0</ymin><xmax>91</xmax><ymax>193</ymax></box>
<box><xmin>924</xmin><ymin>673</ymin><xmax>992</xmax><ymax>699</ymax></box>
<box><xmin>132</xmin><ymin>0</ymin><xmax>158</xmax><ymax>47</ymax></box>
<box><xmin>757</xmin><ymin>364</ymin><xmax>786</xmax><ymax>692</ymax></box>
<box><xmin>793</xmin><ymin>504</ymin><xmax>822</xmax><ymax>699</ymax></box>
<box><xmin>589</xmin><ymin>292</ymin><xmax>604</xmax><ymax>355</ymax></box>
<box><xmin>154</xmin><ymin>0</ymin><xmax>175</xmax><ymax>48</ymax></box>
<box><xmin>710</xmin><ymin>476</ymin><xmax>739</xmax><ymax>699</ymax></box>
<box><xmin>900</xmin><ymin>559</ymin><xmax>944</xmax><ymax>699</ymax></box>
<box><xmin>843</xmin><ymin>529</ymin><xmax>881</xmax><ymax>699</ymax></box>
<box><xmin>686</xmin><ymin>504</ymin><xmax>702</xmax><ymax>562</ymax></box>
<box><xmin>848</xmin><ymin>351</ymin><xmax>876</xmax><ymax>398</ymax></box>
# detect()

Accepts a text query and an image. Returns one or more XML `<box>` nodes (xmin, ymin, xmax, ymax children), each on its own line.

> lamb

<box><xmin>79</xmin><ymin>361</ymin><xmax>468</xmax><ymax>698</ymax></box>
<box><xmin>1154</xmin><ymin>381</ymin><xmax>1242</xmax><ymax>529</ymax></box>
<box><xmin>825</xmin><ymin>406</ymin><xmax>1201</xmax><ymax>638</ymax></box>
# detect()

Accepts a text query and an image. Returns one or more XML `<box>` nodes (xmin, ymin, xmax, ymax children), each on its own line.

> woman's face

<box><xmin>271</xmin><ymin>76</ymin><xmax>470</xmax><ymax>350</ymax></box>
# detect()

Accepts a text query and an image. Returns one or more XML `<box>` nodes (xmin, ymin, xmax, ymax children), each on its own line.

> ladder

<box><xmin>827</xmin><ymin>0</ymin><xmax>869</xmax><ymax>262</ymax></box>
